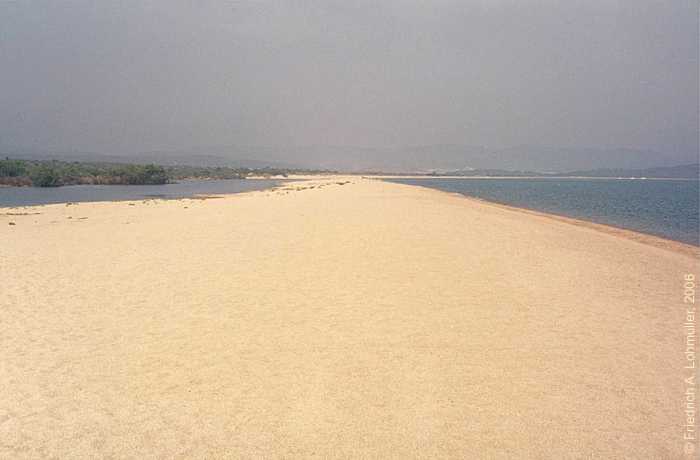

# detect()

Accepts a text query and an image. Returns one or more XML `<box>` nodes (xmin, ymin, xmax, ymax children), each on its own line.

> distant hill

<box><xmin>0</xmin><ymin>147</ymin><xmax>301</xmax><ymax>170</ymax></box>
<box><xmin>481</xmin><ymin>145</ymin><xmax>685</xmax><ymax>172</ymax></box>
<box><xmin>561</xmin><ymin>164</ymin><xmax>699</xmax><ymax>179</ymax></box>
<box><xmin>341</xmin><ymin>145</ymin><xmax>694</xmax><ymax>173</ymax></box>
<box><xmin>2</xmin><ymin>144</ymin><xmax>697</xmax><ymax>175</ymax></box>
<box><xmin>428</xmin><ymin>168</ymin><xmax>545</xmax><ymax>177</ymax></box>
<box><xmin>435</xmin><ymin>164</ymin><xmax>699</xmax><ymax>179</ymax></box>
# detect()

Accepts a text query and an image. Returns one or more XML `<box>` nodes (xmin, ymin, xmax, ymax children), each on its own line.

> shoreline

<box><xmin>463</xmin><ymin>194</ymin><xmax>699</xmax><ymax>257</ymax></box>
<box><xmin>378</xmin><ymin>177</ymin><xmax>699</xmax><ymax>256</ymax></box>
<box><xmin>0</xmin><ymin>178</ymin><xmax>301</xmax><ymax>210</ymax></box>
<box><xmin>372</xmin><ymin>174</ymin><xmax>699</xmax><ymax>181</ymax></box>
<box><xmin>4</xmin><ymin>174</ymin><xmax>697</xmax><ymax>256</ymax></box>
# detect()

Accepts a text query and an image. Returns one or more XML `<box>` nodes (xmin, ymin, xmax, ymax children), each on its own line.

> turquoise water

<box><xmin>386</xmin><ymin>178</ymin><xmax>699</xmax><ymax>245</ymax></box>
<box><xmin>0</xmin><ymin>179</ymin><xmax>284</xmax><ymax>208</ymax></box>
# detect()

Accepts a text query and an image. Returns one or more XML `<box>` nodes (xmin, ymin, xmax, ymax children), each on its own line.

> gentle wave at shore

<box><xmin>386</xmin><ymin>177</ymin><xmax>699</xmax><ymax>245</ymax></box>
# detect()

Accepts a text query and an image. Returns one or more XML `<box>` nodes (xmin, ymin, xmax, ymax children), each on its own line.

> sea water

<box><xmin>0</xmin><ymin>179</ymin><xmax>285</xmax><ymax>208</ymax></box>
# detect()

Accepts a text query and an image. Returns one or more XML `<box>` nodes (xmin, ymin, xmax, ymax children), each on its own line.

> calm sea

<box><xmin>385</xmin><ymin>178</ymin><xmax>699</xmax><ymax>245</ymax></box>
<box><xmin>0</xmin><ymin>179</ymin><xmax>284</xmax><ymax>208</ymax></box>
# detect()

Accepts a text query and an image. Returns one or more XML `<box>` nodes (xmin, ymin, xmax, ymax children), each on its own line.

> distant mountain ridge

<box><xmin>437</xmin><ymin>164</ymin><xmax>699</xmax><ymax>179</ymax></box>
<box><xmin>0</xmin><ymin>147</ymin><xmax>301</xmax><ymax>170</ymax></box>
<box><xmin>561</xmin><ymin>164</ymin><xmax>699</xmax><ymax>179</ymax></box>
<box><xmin>2</xmin><ymin>144</ymin><xmax>697</xmax><ymax>174</ymax></box>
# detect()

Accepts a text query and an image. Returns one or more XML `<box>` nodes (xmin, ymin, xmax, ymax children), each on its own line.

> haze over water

<box><xmin>0</xmin><ymin>1</ymin><xmax>697</xmax><ymax>171</ymax></box>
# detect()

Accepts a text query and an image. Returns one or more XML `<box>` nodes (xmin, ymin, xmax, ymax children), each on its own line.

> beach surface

<box><xmin>2</xmin><ymin>177</ymin><xmax>698</xmax><ymax>458</ymax></box>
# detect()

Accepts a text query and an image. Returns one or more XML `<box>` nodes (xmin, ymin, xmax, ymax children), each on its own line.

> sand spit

<box><xmin>2</xmin><ymin>177</ymin><xmax>698</xmax><ymax>458</ymax></box>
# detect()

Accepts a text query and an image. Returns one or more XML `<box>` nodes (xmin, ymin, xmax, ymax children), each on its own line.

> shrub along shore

<box><xmin>0</xmin><ymin>158</ymin><xmax>320</xmax><ymax>187</ymax></box>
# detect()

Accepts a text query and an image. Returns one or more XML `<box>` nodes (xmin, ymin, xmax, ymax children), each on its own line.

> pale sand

<box><xmin>1</xmin><ymin>177</ymin><xmax>698</xmax><ymax>458</ymax></box>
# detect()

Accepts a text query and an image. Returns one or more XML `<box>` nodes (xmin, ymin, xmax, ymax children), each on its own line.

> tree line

<box><xmin>0</xmin><ymin>158</ymin><xmax>328</xmax><ymax>187</ymax></box>
<box><xmin>0</xmin><ymin>159</ymin><xmax>171</xmax><ymax>187</ymax></box>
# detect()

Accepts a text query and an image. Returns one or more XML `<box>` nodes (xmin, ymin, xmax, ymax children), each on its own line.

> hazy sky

<box><xmin>0</xmin><ymin>0</ymin><xmax>697</xmax><ymax>161</ymax></box>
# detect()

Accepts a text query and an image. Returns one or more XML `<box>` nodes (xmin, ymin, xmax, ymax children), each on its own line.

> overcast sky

<box><xmin>0</xmin><ymin>1</ymin><xmax>697</xmax><ymax>163</ymax></box>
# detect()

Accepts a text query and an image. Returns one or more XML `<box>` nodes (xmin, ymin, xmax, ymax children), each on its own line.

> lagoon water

<box><xmin>0</xmin><ymin>179</ymin><xmax>284</xmax><ymax>208</ymax></box>
<box><xmin>386</xmin><ymin>178</ymin><xmax>699</xmax><ymax>245</ymax></box>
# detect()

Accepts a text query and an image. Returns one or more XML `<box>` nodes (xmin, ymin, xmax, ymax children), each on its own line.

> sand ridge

<box><xmin>2</xmin><ymin>176</ymin><xmax>698</xmax><ymax>458</ymax></box>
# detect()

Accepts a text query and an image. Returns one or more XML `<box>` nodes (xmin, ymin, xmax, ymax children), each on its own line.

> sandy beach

<box><xmin>2</xmin><ymin>176</ymin><xmax>698</xmax><ymax>458</ymax></box>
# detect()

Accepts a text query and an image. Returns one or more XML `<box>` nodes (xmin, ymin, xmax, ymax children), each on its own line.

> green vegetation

<box><xmin>0</xmin><ymin>158</ymin><xmax>331</xmax><ymax>187</ymax></box>
<box><xmin>0</xmin><ymin>158</ymin><xmax>169</xmax><ymax>187</ymax></box>
<box><xmin>28</xmin><ymin>164</ymin><xmax>62</xmax><ymax>187</ymax></box>
<box><xmin>165</xmin><ymin>165</ymin><xmax>248</xmax><ymax>181</ymax></box>
<box><xmin>0</xmin><ymin>159</ymin><xmax>27</xmax><ymax>177</ymax></box>
<box><xmin>110</xmin><ymin>164</ymin><xmax>169</xmax><ymax>185</ymax></box>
